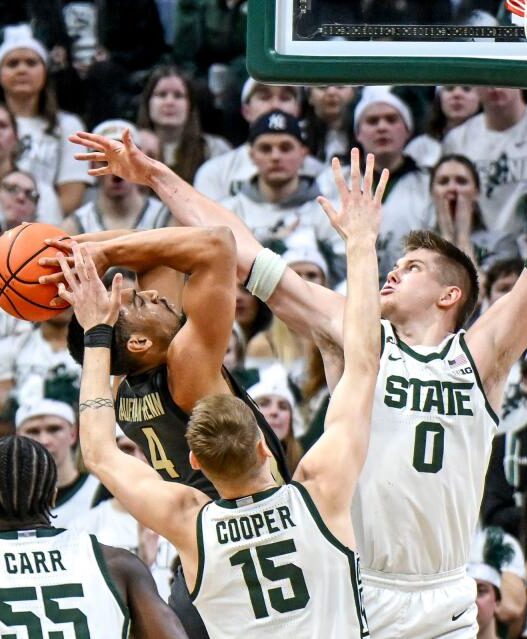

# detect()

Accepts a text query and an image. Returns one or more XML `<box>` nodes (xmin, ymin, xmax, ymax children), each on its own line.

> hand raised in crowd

<box><xmin>55</xmin><ymin>243</ymin><xmax>122</xmax><ymax>330</ymax></box>
<box><xmin>317</xmin><ymin>148</ymin><xmax>389</xmax><ymax>243</ymax></box>
<box><xmin>435</xmin><ymin>192</ymin><xmax>474</xmax><ymax>245</ymax></box>
<box><xmin>69</xmin><ymin>129</ymin><xmax>156</xmax><ymax>186</ymax></box>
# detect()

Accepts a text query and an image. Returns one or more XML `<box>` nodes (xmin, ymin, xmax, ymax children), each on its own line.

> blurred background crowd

<box><xmin>1</xmin><ymin>1</ymin><xmax>527</xmax><ymax>637</ymax></box>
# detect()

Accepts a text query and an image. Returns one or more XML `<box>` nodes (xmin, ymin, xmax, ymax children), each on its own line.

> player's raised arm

<box><xmin>57</xmin><ymin>244</ymin><xmax>208</xmax><ymax>549</ymax></box>
<box><xmin>68</xmin><ymin>130</ymin><xmax>346</xmax><ymax>371</ymax></box>
<box><xmin>466</xmin><ymin>264</ymin><xmax>527</xmax><ymax>411</ymax></box>
<box><xmin>294</xmin><ymin>150</ymin><xmax>388</xmax><ymax>537</ymax></box>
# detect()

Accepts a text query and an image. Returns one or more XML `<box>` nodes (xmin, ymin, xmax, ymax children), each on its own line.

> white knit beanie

<box><xmin>0</xmin><ymin>25</ymin><xmax>48</xmax><ymax>66</ymax></box>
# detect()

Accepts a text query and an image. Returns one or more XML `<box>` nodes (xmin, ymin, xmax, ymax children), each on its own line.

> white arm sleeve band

<box><xmin>245</xmin><ymin>248</ymin><xmax>287</xmax><ymax>302</ymax></box>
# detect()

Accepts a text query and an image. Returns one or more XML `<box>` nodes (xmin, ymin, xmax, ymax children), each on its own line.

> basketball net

<box><xmin>506</xmin><ymin>0</ymin><xmax>527</xmax><ymax>38</ymax></box>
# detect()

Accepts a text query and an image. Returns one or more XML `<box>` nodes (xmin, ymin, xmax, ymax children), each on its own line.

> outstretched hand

<box><xmin>317</xmin><ymin>148</ymin><xmax>389</xmax><ymax>242</ymax></box>
<box><xmin>56</xmin><ymin>243</ymin><xmax>122</xmax><ymax>330</ymax></box>
<box><xmin>69</xmin><ymin>129</ymin><xmax>156</xmax><ymax>186</ymax></box>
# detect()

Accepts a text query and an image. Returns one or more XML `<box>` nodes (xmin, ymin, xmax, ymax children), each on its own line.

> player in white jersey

<box><xmin>53</xmin><ymin>146</ymin><xmax>387</xmax><ymax>638</ymax></box>
<box><xmin>65</xmin><ymin>132</ymin><xmax>527</xmax><ymax>638</ymax></box>
<box><xmin>0</xmin><ymin>435</ymin><xmax>188</xmax><ymax>639</ymax></box>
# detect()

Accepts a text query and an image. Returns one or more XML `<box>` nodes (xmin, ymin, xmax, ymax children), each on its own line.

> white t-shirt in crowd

<box><xmin>0</xmin><ymin>327</ymin><xmax>81</xmax><ymax>403</ymax></box>
<box><xmin>443</xmin><ymin>110</ymin><xmax>527</xmax><ymax>234</ymax></box>
<box><xmin>194</xmin><ymin>143</ymin><xmax>324</xmax><ymax>201</ymax></box>
<box><xmin>71</xmin><ymin>498</ymin><xmax>177</xmax><ymax>601</ymax></box>
<box><xmin>16</xmin><ymin>111</ymin><xmax>93</xmax><ymax>187</ymax></box>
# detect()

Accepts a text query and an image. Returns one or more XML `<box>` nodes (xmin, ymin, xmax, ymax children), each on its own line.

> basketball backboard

<box><xmin>247</xmin><ymin>0</ymin><xmax>527</xmax><ymax>86</ymax></box>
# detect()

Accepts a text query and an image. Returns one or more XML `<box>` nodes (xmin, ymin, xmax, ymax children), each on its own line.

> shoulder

<box><xmin>203</xmin><ymin>133</ymin><xmax>232</xmax><ymax>157</ymax></box>
<box><xmin>57</xmin><ymin>111</ymin><xmax>86</xmax><ymax>131</ymax></box>
<box><xmin>443</xmin><ymin>113</ymin><xmax>484</xmax><ymax>145</ymax></box>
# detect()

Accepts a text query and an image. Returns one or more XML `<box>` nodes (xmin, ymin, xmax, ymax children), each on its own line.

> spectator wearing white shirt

<box><xmin>194</xmin><ymin>78</ymin><xmax>323</xmax><ymax>199</ymax></box>
<box><xmin>443</xmin><ymin>87</ymin><xmax>527</xmax><ymax>234</ymax></box>
<box><xmin>221</xmin><ymin>109</ymin><xmax>343</xmax><ymax>280</ymax></box>
<box><xmin>15</xmin><ymin>398</ymin><xmax>99</xmax><ymax>527</ymax></box>
<box><xmin>0</xmin><ymin>25</ymin><xmax>91</xmax><ymax>215</ymax></box>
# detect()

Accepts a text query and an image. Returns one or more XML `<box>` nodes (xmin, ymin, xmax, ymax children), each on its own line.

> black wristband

<box><xmin>84</xmin><ymin>324</ymin><xmax>113</xmax><ymax>348</ymax></box>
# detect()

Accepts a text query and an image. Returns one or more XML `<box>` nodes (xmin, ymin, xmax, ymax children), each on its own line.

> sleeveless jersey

<box><xmin>116</xmin><ymin>365</ymin><xmax>291</xmax><ymax>499</ymax></box>
<box><xmin>191</xmin><ymin>482</ymin><xmax>369</xmax><ymax>639</ymax></box>
<box><xmin>0</xmin><ymin>527</ymin><xmax>129</xmax><ymax>638</ymax></box>
<box><xmin>72</xmin><ymin>196</ymin><xmax>170</xmax><ymax>234</ymax></box>
<box><xmin>352</xmin><ymin>320</ymin><xmax>498</xmax><ymax>576</ymax></box>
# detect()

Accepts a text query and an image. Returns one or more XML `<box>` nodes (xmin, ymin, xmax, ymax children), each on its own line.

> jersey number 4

<box><xmin>0</xmin><ymin>584</ymin><xmax>90</xmax><ymax>638</ymax></box>
<box><xmin>142</xmin><ymin>426</ymin><xmax>179</xmax><ymax>479</ymax></box>
<box><xmin>230</xmin><ymin>539</ymin><xmax>310</xmax><ymax>619</ymax></box>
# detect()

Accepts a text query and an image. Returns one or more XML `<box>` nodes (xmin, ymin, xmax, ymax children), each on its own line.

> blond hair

<box><xmin>186</xmin><ymin>395</ymin><xmax>260</xmax><ymax>480</ymax></box>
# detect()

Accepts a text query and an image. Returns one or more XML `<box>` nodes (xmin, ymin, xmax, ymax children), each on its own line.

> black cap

<box><xmin>248</xmin><ymin>110</ymin><xmax>305</xmax><ymax>145</ymax></box>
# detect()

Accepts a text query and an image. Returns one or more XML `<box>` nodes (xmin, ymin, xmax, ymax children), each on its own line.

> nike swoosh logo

<box><xmin>452</xmin><ymin>609</ymin><xmax>468</xmax><ymax>622</ymax></box>
<box><xmin>388</xmin><ymin>354</ymin><xmax>402</xmax><ymax>361</ymax></box>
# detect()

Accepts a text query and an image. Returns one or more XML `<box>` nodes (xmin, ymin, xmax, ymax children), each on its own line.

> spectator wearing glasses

<box><xmin>0</xmin><ymin>101</ymin><xmax>61</xmax><ymax>224</ymax></box>
<box><xmin>0</xmin><ymin>25</ymin><xmax>91</xmax><ymax>215</ymax></box>
<box><xmin>0</xmin><ymin>169</ymin><xmax>39</xmax><ymax>231</ymax></box>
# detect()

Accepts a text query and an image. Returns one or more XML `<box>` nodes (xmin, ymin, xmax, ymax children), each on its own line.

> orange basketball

<box><xmin>0</xmin><ymin>223</ymin><xmax>71</xmax><ymax>321</ymax></box>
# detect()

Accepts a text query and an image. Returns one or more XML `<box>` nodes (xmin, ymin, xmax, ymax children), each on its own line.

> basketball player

<box><xmin>54</xmin><ymin>149</ymin><xmax>386</xmax><ymax>637</ymax></box>
<box><xmin>0</xmin><ymin>435</ymin><xmax>188</xmax><ymax>639</ymax></box>
<box><xmin>42</xmin><ymin>224</ymin><xmax>289</xmax><ymax>637</ymax></box>
<box><xmin>60</xmin><ymin>129</ymin><xmax>527</xmax><ymax>638</ymax></box>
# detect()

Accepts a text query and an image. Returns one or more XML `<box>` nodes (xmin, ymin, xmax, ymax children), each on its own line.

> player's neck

<box><xmin>214</xmin><ymin>471</ymin><xmax>278</xmax><ymax>501</ymax></box>
<box><xmin>0</xmin><ymin>518</ymin><xmax>50</xmax><ymax>532</ymax></box>
<box><xmin>391</xmin><ymin>313</ymin><xmax>455</xmax><ymax>347</ymax></box>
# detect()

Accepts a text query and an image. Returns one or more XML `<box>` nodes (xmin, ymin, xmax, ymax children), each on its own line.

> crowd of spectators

<box><xmin>1</xmin><ymin>1</ymin><xmax>527</xmax><ymax>637</ymax></box>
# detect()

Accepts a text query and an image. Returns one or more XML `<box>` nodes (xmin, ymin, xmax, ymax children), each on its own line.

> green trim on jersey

<box><xmin>459</xmin><ymin>335</ymin><xmax>499</xmax><ymax>427</ymax></box>
<box><xmin>215</xmin><ymin>486</ymin><xmax>282</xmax><ymax>510</ymax></box>
<box><xmin>395</xmin><ymin>332</ymin><xmax>456</xmax><ymax>362</ymax></box>
<box><xmin>189</xmin><ymin>504</ymin><xmax>207</xmax><ymax>602</ymax></box>
<box><xmin>54</xmin><ymin>473</ymin><xmax>91</xmax><ymax>507</ymax></box>
<box><xmin>89</xmin><ymin>535</ymin><xmax>130</xmax><ymax>638</ymax></box>
<box><xmin>0</xmin><ymin>527</ymin><xmax>66</xmax><ymax>540</ymax></box>
<box><xmin>292</xmin><ymin>482</ymin><xmax>370</xmax><ymax>637</ymax></box>
<box><xmin>380</xmin><ymin>323</ymin><xmax>385</xmax><ymax>359</ymax></box>
<box><xmin>291</xmin><ymin>482</ymin><xmax>355</xmax><ymax>559</ymax></box>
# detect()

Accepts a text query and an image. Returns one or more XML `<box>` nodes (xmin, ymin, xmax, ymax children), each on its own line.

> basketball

<box><xmin>0</xmin><ymin>222</ymin><xmax>71</xmax><ymax>321</ymax></box>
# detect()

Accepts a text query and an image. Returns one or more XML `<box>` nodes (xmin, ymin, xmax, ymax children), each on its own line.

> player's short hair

<box><xmin>67</xmin><ymin>312</ymin><xmax>136</xmax><ymax>376</ymax></box>
<box><xmin>186</xmin><ymin>395</ymin><xmax>260</xmax><ymax>480</ymax></box>
<box><xmin>0</xmin><ymin>435</ymin><xmax>57</xmax><ymax>523</ymax></box>
<box><xmin>404</xmin><ymin>230</ymin><xmax>479</xmax><ymax>330</ymax></box>
<box><xmin>484</xmin><ymin>258</ymin><xmax>524</xmax><ymax>298</ymax></box>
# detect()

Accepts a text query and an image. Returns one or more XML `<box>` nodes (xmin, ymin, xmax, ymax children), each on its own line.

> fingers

<box><xmin>317</xmin><ymin>195</ymin><xmax>338</xmax><ymax>227</ymax></box>
<box><xmin>373</xmin><ymin>168</ymin><xmax>390</xmax><ymax>206</ymax></box>
<box><xmin>123</xmin><ymin>128</ymin><xmax>137</xmax><ymax>150</ymax></box>
<box><xmin>74</xmin><ymin>152</ymin><xmax>107</xmax><ymax>162</ymax></box>
<box><xmin>73</xmin><ymin>244</ymin><xmax>89</xmax><ymax>281</ymax></box>
<box><xmin>87</xmin><ymin>166</ymin><xmax>112</xmax><ymax>177</ymax></box>
<box><xmin>57</xmin><ymin>282</ymin><xmax>74</xmax><ymax>305</ymax></box>
<box><xmin>362</xmin><ymin>153</ymin><xmax>375</xmax><ymax>199</ymax></box>
<box><xmin>57</xmin><ymin>250</ymin><xmax>80</xmax><ymax>293</ymax></box>
<box><xmin>349</xmin><ymin>147</ymin><xmax>361</xmax><ymax>194</ymax></box>
<box><xmin>109</xmin><ymin>273</ymin><xmax>123</xmax><ymax>313</ymax></box>
<box><xmin>331</xmin><ymin>156</ymin><xmax>349</xmax><ymax>204</ymax></box>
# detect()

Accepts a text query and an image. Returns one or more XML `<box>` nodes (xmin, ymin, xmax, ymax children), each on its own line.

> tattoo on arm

<box><xmin>79</xmin><ymin>398</ymin><xmax>114</xmax><ymax>412</ymax></box>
